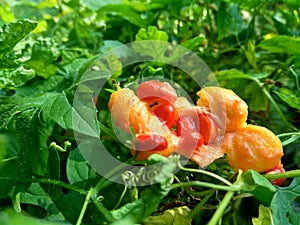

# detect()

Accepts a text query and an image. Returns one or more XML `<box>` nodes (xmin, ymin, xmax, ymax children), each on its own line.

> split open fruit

<box><xmin>108</xmin><ymin>80</ymin><xmax>284</xmax><ymax>177</ymax></box>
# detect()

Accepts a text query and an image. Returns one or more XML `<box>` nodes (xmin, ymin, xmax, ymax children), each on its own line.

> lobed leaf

<box><xmin>270</xmin><ymin>177</ymin><xmax>300</xmax><ymax>225</ymax></box>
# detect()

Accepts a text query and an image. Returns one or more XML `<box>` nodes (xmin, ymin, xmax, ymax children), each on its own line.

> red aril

<box><xmin>265</xmin><ymin>164</ymin><xmax>286</xmax><ymax>186</ymax></box>
<box><xmin>197</xmin><ymin>112</ymin><xmax>218</xmax><ymax>145</ymax></box>
<box><xmin>135</xmin><ymin>134</ymin><xmax>168</xmax><ymax>152</ymax></box>
<box><xmin>153</xmin><ymin>103</ymin><xmax>177</xmax><ymax>129</ymax></box>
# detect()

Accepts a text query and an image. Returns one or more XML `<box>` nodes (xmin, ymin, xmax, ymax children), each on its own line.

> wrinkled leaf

<box><xmin>0</xmin><ymin>19</ymin><xmax>37</xmax><ymax>54</ymax></box>
<box><xmin>135</xmin><ymin>26</ymin><xmax>168</xmax><ymax>42</ymax></box>
<box><xmin>0</xmin><ymin>67</ymin><xmax>35</xmax><ymax>90</ymax></box>
<box><xmin>133</xmin><ymin>26</ymin><xmax>169</xmax><ymax>58</ymax></box>
<box><xmin>26</xmin><ymin>38</ymin><xmax>60</xmax><ymax>78</ymax></box>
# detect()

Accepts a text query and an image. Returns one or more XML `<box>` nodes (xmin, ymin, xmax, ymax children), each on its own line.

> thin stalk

<box><xmin>187</xmin><ymin>190</ymin><xmax>215</xmax><ymax>220</ymax></box>
<box><xmin>76</xmin><ymin>188</ymin><xmax>94</xmax><ymax>225</ymax></box>
<box><xmin>261</xmin><ymin>86</ymin><xmax>290</xmax><ymax>128</ymax></box>
<box><xmin>90</xmin><ymin>190</ymin><xmax>115</xmax><ymax>223</ymax></box>
<box><xmin>186</xmin><ymin>188</ymin><xmax>214</xmax><ymax>197</ymax></box>
<box><xmin>0</xmin><ymin>156</ymin><xmax>18</xmax><ymax>162</ymax></box>
<box><xmin>94</xmin><ymin>162</ymin><xmax>129</xmax><ymax>192</ymax></box>
<box><xmin>171</xmin><ymin>181</ymin><xmax>240</xmax><ymax>192</ymax></box>
<box><xmin>277</xmin><ymin>132</ymin><xmax>300</xmax><ymax>137</ymax></box>
<box><xmin>206</xmin><ymin>190</ymin><xmax>235</xmax><ymax>225</ymax></box>
<box><xmin>178</xmin><ymin>164</ymin><xmax>233</xmax><ymax>186</ymax></box>
<box><xmin>264</xmin><ymin>169</ymin><xmax>300</xmax><ymax>180</ymax></box>
<box><xmin>290</xmin><ymin>66</ymin><xmax>300</xmax><ymax>90</ymax></box>
<box><xmin>113</xmin><ymin>185</ymin><xmax>128</xmax><ymax>210</ymax></box>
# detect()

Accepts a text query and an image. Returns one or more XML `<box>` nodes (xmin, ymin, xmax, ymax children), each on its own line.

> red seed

<box><xmin>197</xmin><ymin>112</ymin><xmax>218</xmax><ymax>145</ymax></box>
<box><xmin>135</xmin><ymin>134</ymin><xmax>168</xmax><ymax>151</ymax></box>
<box><xmin>154</xmin><ymin>103</ymin><xmax>176</xmax><ymax>129</ymax></box>
<box><xmin>265</xmin><ymin>165</ymin><xmax>286</xmax><ymax>186</ymax></box>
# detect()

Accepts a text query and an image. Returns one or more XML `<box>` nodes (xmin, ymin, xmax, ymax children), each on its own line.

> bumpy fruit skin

<box><xmin>108</xmin><ymin>88</ymin><xmax>179</xmax><ymax>161</ymax></box>
<box><xmin>108</xmin><ymin>88</ymin><xmax>156</xmax><ymax>134</ymax></box>
<box><xmin>197</xmin><ymin>87</ymin><xmax>248</xmax><ymax>133</ymax></box>
<box><xmin>222</xmin><ymin>124</ymin><xmax>283</xmax><ymax>173</ymax></box>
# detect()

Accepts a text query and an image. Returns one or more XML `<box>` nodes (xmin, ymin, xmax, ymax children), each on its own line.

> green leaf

<box><xmin>66</xmin><ymin>148</ymin><xmax>100</xmax><ymax>189</ymax></box>
<box><xmin>25</xmin><ymin>38</ymin><xmax>60</xmax><ymax>78</ymax></box>
<box><xmin>135</xmin><ymin>26</ymin><xmax>168</xmax><ymax>42</ymax></box>
<box><xmin>245</xmin><ymin>41</ymin><xmax>257</xmax><ymax>70</ymax></box>
<box><xmin>252</xmin><ymin>205</ymin><xmax>272</xmax><ymax>225</ymax></box>
<box><xmin>0</xmin><ymin>67</ymin><xmax>35</xmax><ymax>90</ymax></box>
<box><xmin>215</xmin><ymin>69</ymin><xmax>269</xmax><ymax>111</ymax></box>
<box><xmin>0</xmin><ymin>133</ymin><xmax>20</xmax><ymax>198</ymax></box>
<box><xmin>111</xmin><ymin>182</ymin><xmax>172</xmax><ymax>225</ymax></box>
<box><xmin>133</xmin><ymin>26</ymin><xmax>169</xmax><ymax>58</ymax></box>
<box><xmin>180</xmin><ymin>36</ymin><xmax>205</xmax><ymax>51</ymax></box>
<box><xmin>0</xmin><ymin>208</ymin><xmax>70</xmax><ymax>225</ymax></box>
<box><xmin>0</xmin><ymin>19</ymin><xmax>37</xmax><ymax>54</ymax></box>
<box><xmin>258</xmin><ymin>36</ymin><xmax>300</xmax><ymax>55</ymax></box>
<box><xmin>271</xmin><ymin>177</ymin><xmax>300</xmax><ymax>225</ymax></box>
<box><xmin>246</xmin><ymin>82</ymin><xmax>268</xmax><ymax>112</ymax></box>
<box><xmin>222</xmin><ymin>0</ymin><xmax>263</xmax><ymax>9</ymax></box>
<box><xmin>19</xmin><ymin>183</ymin><xmax>66</xmax><ymax>221</ymax></box>
<box><xmin>42</xmin><ymin>92</ymin><xmax>99</xmax><ymax>137</ymax></box>
<box><xmin>226</xmin><ymin>3</ymin><xmax>244</xmax><ymax>35</ymax></box>
<box><xmin>41</xmin><ymin>93</ymin><xmax>73</xmax><ymax>130</ymax></box>
<box><xmin>216</xmin><ymin>69</ymin><xmax>256</xmax><ymax>81</ymax></box>
<box><xmin>110</xmin><ymin>156</ymin><xmax>178</xmax><ymax>224</ymax></box>
<box><xmin>39</xmin><ymin>146</ymin><xmax>85</xmax><ymax>224</ymax></box>
<box><xmin>82</xmin><ymin>0</ymin><xmax>122</xmax><ymax>11</ymax></box>
<box><xmin>241</xmin><ymin>170</ymin><xmax>276</xmax><ymax>206</ymax></box>
<box><xmin>143</xmin><ymin>206</ymin><xmax>191</xmax><ymax>225</ymax></box>
<box><xmin>12</xmin><ymin>110</ymin><xmax>48</xmax><ymax>176</ymax></box>
<box><xmin>97</xmin><ymin>4</ymin><xmax>156</xmax><ymax>28</ymax></box>
<box><xmin>274</xmin><ymin>90</ymin><xmax>300</xmax><ymax>110</ymax></box>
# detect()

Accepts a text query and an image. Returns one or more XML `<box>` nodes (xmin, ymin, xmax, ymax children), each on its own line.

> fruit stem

<box><xmin>206</xmin><ymin>190</ymin><xmax>235</xmax><ymax>225</ymax></box>
<box><xmin>178</xmin><ymin>163</ymin><xmax>233</xmax><ymax>186</ymax></box>
<box><xmin>170</xmin><ymin>181</ymin><xmax>240</xmax><ymax>192</ymax></box>
<box><xmin>264</xmin><ymin>169</ymin><xmax>300</xmax><ymax>180</ymax></box>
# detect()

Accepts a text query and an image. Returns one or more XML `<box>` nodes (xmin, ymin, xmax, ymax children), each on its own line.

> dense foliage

<box><xmin>0</xmin><ymin>0</ymin><xmax>300</xmax><ymax>224</ymax></box>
